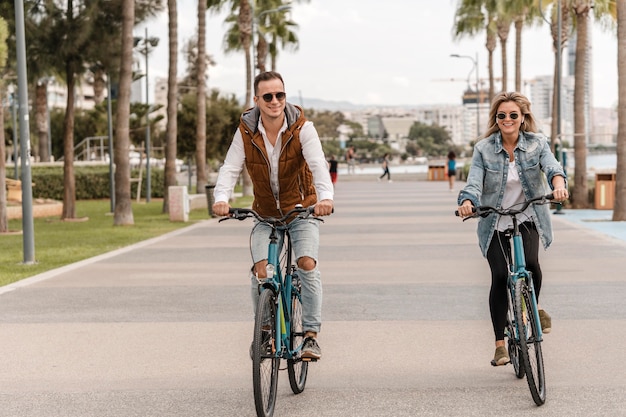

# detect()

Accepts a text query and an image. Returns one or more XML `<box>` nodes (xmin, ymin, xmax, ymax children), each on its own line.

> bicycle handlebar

<box><xmin>218</xmin><ymin>205</ymin><xmax>319</xmax><ymax>225</ymax></box>
<box><xmin>455</xmin><ymin>193</ymin><xmax>555</xmax><ymax>220</ymax></box>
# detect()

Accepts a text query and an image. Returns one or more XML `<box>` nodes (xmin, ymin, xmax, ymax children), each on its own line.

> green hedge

<box><xmin>6</xmin><ymin>165</ymin><xmax>165</xmax><ymax>200</ymax></box>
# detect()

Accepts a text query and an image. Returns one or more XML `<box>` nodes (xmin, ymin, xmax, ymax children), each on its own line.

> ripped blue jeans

<box><xmin>249</xmin><ymin>217</ymin><xmax>322</xmax><ymax>333</ymax></box>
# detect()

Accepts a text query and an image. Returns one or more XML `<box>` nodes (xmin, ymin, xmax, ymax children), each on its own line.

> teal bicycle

<box><xmin>220</xmin><ymin>205</ymin><xmax>320</xmax><ymax>417</ymax></box>
<box><xmin>458</xmin><ymin>194</ymin><xmax>554</xmax><ymax>406</ymax></box>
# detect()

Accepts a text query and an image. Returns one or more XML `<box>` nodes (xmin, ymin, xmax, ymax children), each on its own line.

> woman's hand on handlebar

<box><xmin>315</xmin><ymin>199</ymin><xmax>334</xmax><ymax>217</ymax></box>
<box><xmin>551</xmin><ymin>187</ymin><xmax>569</xmax><ymax>203</ymax></box>
<box><xmin>456</xmin><ymin>200</ymin><xmax>475</xmax><ymax>218</ymax></box>
<box><xmin>212</xmin><ymin>201</ymin><xmax>231</xmax><ymax>217</ymax></box>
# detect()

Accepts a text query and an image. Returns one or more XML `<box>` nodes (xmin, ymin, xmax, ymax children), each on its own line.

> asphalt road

<box><xmin>1</xmin><ymin>180</ymin><xmax>625</xmax><ymax>417</ymax></box>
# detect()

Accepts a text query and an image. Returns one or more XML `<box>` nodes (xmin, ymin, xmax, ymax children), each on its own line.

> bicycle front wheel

<box><xmin>514</xmin><ymin>278</ymin><xmax>546</xmax><ymax>406</ymax></box>
<box><xmin>287</xmin><ymin>275</ymin><xmax>308</xmax><ymax>394</ymax></box>
<box><xmin>252</xmin><ymin>289</ymin><xmax>280</xmax><ymax>417</ymax></box>
<box><xmin>506</xmin><ymin>288</ymin><xmax>524</xmax><ymax>379</ymax></box>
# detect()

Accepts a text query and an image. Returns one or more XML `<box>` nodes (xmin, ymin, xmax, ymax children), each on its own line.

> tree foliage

<box><xmin>177</xmin><ymin>88</ymin><xmax>242</xmax><ymax>170</ymax></box>
<box><xmin>407</xmin><ymin>122</ymin><xmax>454</xmax><ymax>157</ymax></box>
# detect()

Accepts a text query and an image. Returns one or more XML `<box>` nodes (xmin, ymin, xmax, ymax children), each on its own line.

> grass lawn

<box><xmin>0</xmin><ymin>196</ymin><xmax>252</xmax><ymax>287</ymax></box>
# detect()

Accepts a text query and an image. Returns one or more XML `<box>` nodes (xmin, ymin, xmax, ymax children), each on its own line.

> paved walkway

<box><xmin>1</xmin><ymin>181</ymin><xmax>625</xmax><ymax>416</ymax></box>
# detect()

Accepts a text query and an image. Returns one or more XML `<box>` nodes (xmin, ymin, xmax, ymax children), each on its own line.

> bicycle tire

<box><xmin>287</xmin><ymin>274</ymin><xmax>308</xmax><ymax>394</ymax></box>
<box><xmin>514</xmin><ymin>278</ymin><xmax>546</xmax><ymax>406</ymax></box>
<box><xmin>253</xmin><ymin>289</ymin><xmax>280</xmax><ymax>417</ymax></box>
<box><xmin>506</xmin><ymin>289</ymin><xmax>524</xmax><ymax>378</ymax></box>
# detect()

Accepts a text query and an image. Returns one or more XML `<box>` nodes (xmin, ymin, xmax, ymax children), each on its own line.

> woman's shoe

<box><xmin>491</xmin><ymin>346</ymin><xmax>510</xmax><ymax>366</ymax></box>
<box><xmin>539</xmin><ymin>309</ymin><xmax>552</xmax><ymax>333</ymax></box>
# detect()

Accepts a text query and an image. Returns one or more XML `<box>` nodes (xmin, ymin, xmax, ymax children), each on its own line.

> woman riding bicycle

<box><xmin>456</xmin><ymin>92</ymin><xmax>568</xmax><ymax>366</ymax></box>
<box><xmin>212</xmin><ymin>71</ymin><xmax>334</xmax><ymax>361</ymax></box>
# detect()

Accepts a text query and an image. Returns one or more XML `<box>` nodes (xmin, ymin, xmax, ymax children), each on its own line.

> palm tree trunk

<box><xmin>35</xmin><ymin>83</ymin><xmax>50</xmax><ymax>162</ymax></box>
<box><xmin>514</xmin><ymin>18</ymin><xmax>522</xmax><ymax>91</ymax></box>
<box><xmin>614</xmin><ymin>0</ymin><xmax>626</xmax><ymax>220</ymax></box>
<box><xmin>196</xmin><ymin>0</ymin><xmax>207</xmax><ymax>193</ymax></box>
<box><xmin>163</xmin><ymin>0</ymin><xmax>178</xmax><ymax>213</ymax></box>
<box><xmin>113</xmin><ymin>0</ymin><xmax>135</xmax><ymax>225</ymax></box>
<box><xmin>239</xmin><ymin>0</ymin><xmax>253</xmax><ymax>108</ymax></box>
<box><xmin>61</xmin><ymin>69</ymin><xmax>76</xmax><ymax>220</ymax></box>
<box><xmin>239</xmin><ymin>0</ymin><xmax>253</xmax><ymax>196</ymax></box>
<box><xmin>572</xmin><ymin>8</ymin><xmax>590</xmax><ymax>208</ymax></box>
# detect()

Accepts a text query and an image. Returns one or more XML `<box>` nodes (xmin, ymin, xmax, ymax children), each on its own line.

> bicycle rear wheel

<box><xmin>253</xmin><ymin>289</ymin><xmax>280</xmax><ymax>417</ymax></box>
<box><xmin>287</xmin><ymin>274</ymin><xmax>308</xmax><ymax>394</ymax></box>
<box><xmin>514</xmin><ymin>279</ymin><xmax>546</xmax><ymax>406</ymax></box>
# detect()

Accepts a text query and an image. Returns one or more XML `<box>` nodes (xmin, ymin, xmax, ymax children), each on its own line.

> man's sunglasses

<box><xmin>258</xmin><ymin>92</ymin><xmax>286</xmax><ymax>102</ymax></box>
<box><xmin>496</xmin><ymin>112</ymin><xmax>520</xmax><ymax>120</ymax></box>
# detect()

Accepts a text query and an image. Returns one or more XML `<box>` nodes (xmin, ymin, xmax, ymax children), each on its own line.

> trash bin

<box><xmin>594</xmin><ymin>172</ymin><xmax>616</xmax><ymax>210</ymax></box>
<box><xmin>205</xmin><ymin>184</ymin><xmax>216</xmax><ymax>217</ymax></box>
<box><xmin>427</xmin><ymin>164</ymin><xmax>446</xmax><ymax>181</ymax></box>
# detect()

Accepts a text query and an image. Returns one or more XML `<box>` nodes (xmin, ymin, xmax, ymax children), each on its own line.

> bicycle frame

<box><xmin>261</xmin><ymin>224</ymin><xmax>303</xmax><ymax>360</ymax></box>
<box><xmin>507</xmin><ymin>217</ymin><xmax>543</xmax><ymax>342</ymax></box>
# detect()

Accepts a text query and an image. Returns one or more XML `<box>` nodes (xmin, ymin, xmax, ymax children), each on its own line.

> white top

<box><xmin>497</xmin><ymin>161</ymin><xmax>535</xmax><ymax>231</ymax></box>
<box><xmin>214</xmin><ymin>117</ymin><xmax>334</xmax><ymax>204</ymax></box>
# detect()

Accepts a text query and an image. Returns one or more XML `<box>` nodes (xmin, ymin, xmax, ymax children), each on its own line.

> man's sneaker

<box><xmin>301</xmin><ymin>337</ymin><xmax>321</xmax><ymax>360</ymax></box>
<box><xmin>539</xmin><ymin>309</ymin><xmax>552</xmax><ymax>334</ymax></box>
<box><xmin>491</xmin><ymin>346</ymin><xmax>510</xmax><ymax>366</ymax></box>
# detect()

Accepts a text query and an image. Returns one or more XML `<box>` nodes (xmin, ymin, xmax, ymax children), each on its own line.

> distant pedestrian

<box><xmin>379</xmin><ymin>153</ymin><xmax>391</xmax><ymax>182</ymax></box>
<box><xmin>447</xmin><ymin>150</ymin><xmax>457</xmax><ymax>192</ymax></box>
<box><xmin>328</xmin><ymin>155</ymin><xmax>338</xmax><ymax>186</ymax></box>
<box><xmin>346</xmin><ymin>146</ymin><xmax>356</xmax><ymax>174</ymax></box>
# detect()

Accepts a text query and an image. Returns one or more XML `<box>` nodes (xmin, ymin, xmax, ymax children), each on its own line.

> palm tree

<box><xmin>510</xmin><ymin>0</ymin><xmax>542</xmax><ymax>91</ymax></box>
<box><xmin>569</xmin><ymin>0</ymin><xmax>613</xmax><ymax>208</ymax></box>
<box><xmin>544</xmin><ymin>0</ymin><xmax>570</xmax><ymax>150</ymax></box>
<box><xmin>614</xmin><ymin>0</ymin><xmax>626</xmax><ymax>220</ymax></box>
<box><xmin>162</xmin><ymin>0</ymin><xmax>178</xmax><ymax>213</ymax></box>
<box><xmin>453</xmin><ymin>0</ymin><xmax>498</xmax><ymax>102</ymax></box>
<box><xmin>196</xmin><ymin>0</ymin><xmax>208</xmax><ymax>193</ymax></box>
<box><xmin>255</xmin><ymin>0</ymin><xmax>304</xmax><ymax>72</ymax></box>
<box><xmin>113</xmin><ymin>0</ymin><xmax>136</xmax><ymax>225</ymax></box>
<box><xmin>237</xmin><ymin>0</ymin><xmax>253</xmax><ymax>107</ymax></box>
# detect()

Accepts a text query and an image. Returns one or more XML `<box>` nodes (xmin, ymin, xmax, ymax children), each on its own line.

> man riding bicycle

<box><xmin>212</xmin><ymin>71</ymin><xmax>334</xmax><ymax>360</ymax></box>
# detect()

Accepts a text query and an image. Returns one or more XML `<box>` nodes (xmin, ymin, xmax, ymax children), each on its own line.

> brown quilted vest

<box><xmin>239</xmin><ymin>104</ymin><xmax>317</xmax><ymax>218</ymax></box>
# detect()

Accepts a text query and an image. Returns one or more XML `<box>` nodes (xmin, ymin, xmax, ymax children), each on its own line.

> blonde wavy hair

<box><xmin>481</xmin><ymin>91</ymin><xmax>538</xmax><ymax>139</ymax></box>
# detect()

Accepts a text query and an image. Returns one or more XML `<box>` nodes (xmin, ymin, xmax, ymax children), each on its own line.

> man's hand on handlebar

<box><xmin>314</xmin><ymin>199</ymin><xmax>334</xmax><ymax>217</ymax></box>
<box><xmin>212</xmin><ymin>201</ymin><xmax>230</xmax><ymax>217</ymax></box>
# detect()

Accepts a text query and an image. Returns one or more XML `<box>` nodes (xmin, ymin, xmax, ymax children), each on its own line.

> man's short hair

<box><xmin>254</xmin><ymin>71</ymin><xmax>284</xmax><ymax>95</ymax></box>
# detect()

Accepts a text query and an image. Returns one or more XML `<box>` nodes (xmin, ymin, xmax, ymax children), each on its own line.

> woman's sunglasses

<box><xmin>258</xmin><ymin>92</ymin><xmax>286</xmax><ymax>102</ymax></box>
<box><xmin>496</xmin><ymin>112</ymin><xmax>520</xmax><ymax>120</ymax></box>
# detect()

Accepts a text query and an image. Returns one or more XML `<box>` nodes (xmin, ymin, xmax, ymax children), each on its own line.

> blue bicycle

<box><xmin>458</xmin><ymin>194</ymin><xmax>554</xmax><ymax>406</ymax></box>
<box><xmin>220</xmin><ymin>205</ymin><xmax>320</xmax><ymax>417</ymax></box>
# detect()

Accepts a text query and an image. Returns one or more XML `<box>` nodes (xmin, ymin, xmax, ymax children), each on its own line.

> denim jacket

<box><xmin>458</xmin><ymin>131</ymin><xmax>567</xmax><ymax>257</ymax></box>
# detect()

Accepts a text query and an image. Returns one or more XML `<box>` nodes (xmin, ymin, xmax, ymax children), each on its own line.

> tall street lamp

<box><xmin>451</xmin><ymin>53</ymin><xmax>480</xmax><ymax>140</ymax></box>
<box><xmin>134</xmin><ymin>28</ymin><xmax>159</xmax><ymax>203</ymax></box>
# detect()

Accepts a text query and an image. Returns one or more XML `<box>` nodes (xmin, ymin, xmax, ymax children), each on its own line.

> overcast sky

<box><xmin>138</xmin><ymin>0</ymin><xmax>619</xmax><ymax>109</ymax></box>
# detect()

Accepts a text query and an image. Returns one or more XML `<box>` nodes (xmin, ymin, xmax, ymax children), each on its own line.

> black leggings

<box><xmin>486</xmin><ymin>222</ymin><xmax>542</xmax><ymax>341</ymax></box>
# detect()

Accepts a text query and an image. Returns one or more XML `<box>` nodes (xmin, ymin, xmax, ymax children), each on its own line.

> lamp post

<box><xmin>451</xmin><ymin>53</ymin><xmax>480</xmax><ymax>140</ymax></box>
<box><xmin>14</xmin><ymin>0</ymin><xmax>35</xmax><ymax>263</ymax></box>
<box><xmin>134</xmin><ymin>28</ymin><xmax>159</xmax><ymax>203</ymax></box>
